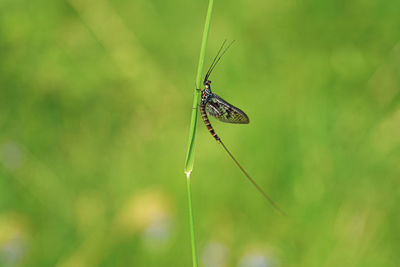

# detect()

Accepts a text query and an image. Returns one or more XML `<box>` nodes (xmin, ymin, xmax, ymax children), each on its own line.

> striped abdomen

<box><xmin>200</xmin><ymin>103</ymin><xmax>220</xmax><ymax>141</ymax></box>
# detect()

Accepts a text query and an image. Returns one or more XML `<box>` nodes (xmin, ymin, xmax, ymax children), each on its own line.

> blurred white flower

<box><xmin>0</xmin><ymin>235</ymin><xmax>27</xmax><ymax>266</ymax></box>
<box><xmin>115</xmin><ymin>190</ymin><xmax>172</xmax><ymax>251</ymax></box>
<box><xmin>0</xmin><ymin>214</ymin><xmax>29</xmax><ymax>266</ymax></box>
<box><xmin>141</xmin><ymin>214</ymin><xmax>171</xmax><ymax>250</ymax></box>
<box><xmin>238</xmin><ymin>251</ymin><xmax>278</xmax><ymax>267</ymax></box>
<box><xmin>0</xmin><ymin>142</ymin><xmax>24</xmax><ymax>171</ymax></box>
<box><xmin>201</xmin><ymin>241</ymin><xmax>228</xmax><ymax>267</ymax></box>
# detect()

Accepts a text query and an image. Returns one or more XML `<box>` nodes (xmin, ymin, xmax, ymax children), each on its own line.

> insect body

<box><xmin>200</xmin><ymin>79</ymin><xmax>249</xmax><ymax>142</ymax></box>
<box><xmin>199</xmin><ymin>41</ymin><xmax>286</xmax><ymax>216</ymax></box>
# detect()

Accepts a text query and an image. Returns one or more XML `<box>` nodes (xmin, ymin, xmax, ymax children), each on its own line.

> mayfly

<box><xmin>199</xmin><ymin>40</ymin><xmax>286</xmax><ymax>216</ymax></box>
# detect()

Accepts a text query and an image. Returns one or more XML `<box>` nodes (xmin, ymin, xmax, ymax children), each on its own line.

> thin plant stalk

<box><xmin>184</xmin><ymin>0</ymin><xmax>214</xmax><ymax>176</ymax></box>
<box><xmin>184</xmin><ymin>0</ymin><xmax>214</xmax><ymax>266</ymax></box>
<box><xmin>186</xmin><ymin>175</ymin><xmax>197</xmax><ymax>267</ymax></box>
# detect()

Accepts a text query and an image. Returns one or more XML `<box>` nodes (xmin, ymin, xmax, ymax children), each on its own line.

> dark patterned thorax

<box><xmin>201</xmin><ymin>84</ymin><xmax>212</xmax><ymax>104</ymax></box>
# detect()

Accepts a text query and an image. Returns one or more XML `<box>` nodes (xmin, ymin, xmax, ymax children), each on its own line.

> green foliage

<box><xmin>1</xmin><ymin>0</ymin><xmax>400</xmax><ymax>266</ymax></box>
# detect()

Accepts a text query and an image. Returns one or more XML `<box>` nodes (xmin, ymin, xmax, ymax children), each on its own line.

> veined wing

<box><xmin>205</xmin><ymin>93</ymin><xmax>249</xmax><ymax>124</ymax></box>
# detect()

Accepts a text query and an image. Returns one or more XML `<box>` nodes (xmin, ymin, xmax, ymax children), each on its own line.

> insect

<box><xmin>199</xmin><ymin>41</ymin><xmax>286</xmax><ymax>216</ymax></box>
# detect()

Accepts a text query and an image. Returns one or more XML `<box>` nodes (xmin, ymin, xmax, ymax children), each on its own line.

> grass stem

<box><xmin>183</xmin><ymin>0</ymin><xmax>214</xmax><ymax>266</ymax></box>
<box><xmin>184</xmin><ymin>0</ymin><xmax>214</xmax><ymax>174</ymax></box>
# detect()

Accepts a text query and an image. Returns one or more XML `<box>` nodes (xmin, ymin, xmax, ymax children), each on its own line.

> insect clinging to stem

<box><xmin>199</xmin><ymin>40</ymin><xmax>286</xmax><ymax>216</ymax></box>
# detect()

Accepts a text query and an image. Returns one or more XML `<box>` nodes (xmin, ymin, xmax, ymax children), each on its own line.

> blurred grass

<box><xmin>1</xmin><ymin>0</ymin><xmax>400</xmax><ymax>266</ymax></box>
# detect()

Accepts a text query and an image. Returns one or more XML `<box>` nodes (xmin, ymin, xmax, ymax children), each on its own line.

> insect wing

<box><xmin>205</xmin><ymin>94</ymin><xmax>249</xmax><ymax>124</ymax></box>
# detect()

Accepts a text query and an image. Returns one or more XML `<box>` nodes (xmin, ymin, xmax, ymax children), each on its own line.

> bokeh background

<box><xmin>1</xmin><ymin>0</ymin><xmax>400</xmax><ymax>266</ymax></box>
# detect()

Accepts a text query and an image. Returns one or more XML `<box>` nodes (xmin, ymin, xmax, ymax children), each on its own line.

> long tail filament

<box><xmin>218</xmin><ymin>140</ymin><xmax>287</xmax><ymax>217</ymax></box>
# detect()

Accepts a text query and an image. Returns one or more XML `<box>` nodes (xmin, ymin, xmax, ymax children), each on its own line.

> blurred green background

<box><xmin>1</xmin><ymin>0</ymin><xmax>400</xmax><ymax>266</ymax></box>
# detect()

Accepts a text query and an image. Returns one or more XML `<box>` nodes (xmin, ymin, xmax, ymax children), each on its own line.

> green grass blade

<box><xmin>184</xmin><ymin>0</ymin><xmax>214</xmax><ymax>175</ymax></box>
<box><xmin>183</xmin><ymin>0</ymin><xmax>214</xmax><ymax>267</ymax></box>
<box><xmin>186</xmin><ymin>174</ymin><xmax>198</xmax><ymax>267</ymax></box>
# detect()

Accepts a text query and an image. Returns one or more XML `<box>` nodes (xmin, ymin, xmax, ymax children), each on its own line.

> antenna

<box><xmin>204</xmin><ymin>40</ymin><xmax>235</xmax><ymax>83</ymax></box>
